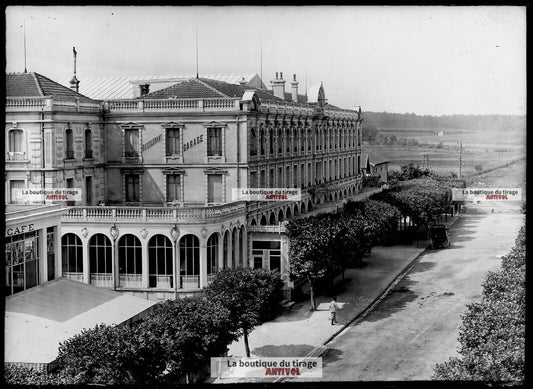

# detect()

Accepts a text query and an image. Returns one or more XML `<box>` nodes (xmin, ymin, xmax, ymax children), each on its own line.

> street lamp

<box><xmin>170</xmin><ymin>224</ymin><xmax>179</xmax><ymax>298</ymax></box>
<box><xmin>110</xmin><ymin>224</ymin><xmax>119</xmax><ymax>290</ymax></box>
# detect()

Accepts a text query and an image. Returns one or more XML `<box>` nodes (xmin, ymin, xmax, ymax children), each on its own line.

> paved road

<box><xmin>302</xmin><ymin>210</ymin><xmax>524</xmax><ymax>381</ymax></box>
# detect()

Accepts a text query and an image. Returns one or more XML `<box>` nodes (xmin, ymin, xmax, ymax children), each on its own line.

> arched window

<box><xmin>89</xmin><ymin>234</ymin><xmax>112</xmax><ymax>287</ymax></box>
<box><xmin>260</xmin><ymin>129</ymin><xmax>265</xmax><ymax>155</ymax></box>
<box><xmin>148</xmin><ymin>235</ymin><xmax>173</xmax><ymax>288</ymax></box>
<box><xmin>62</xmin><ymin>233</ymin><xmax>83</xmax><ymax>281</ymax></box>
<box><xmin>223</xmin><ymin>230</ymin><xmax>229</xmax><ymax>269</ymax></box>
<box><xmin>286</xmin><ymin>207</ymin><xmax>292</xmax><ymax>219</ymax></box>
<box><xmin>277</xmin><ymin>128</ymin><xmax>282</xmax><ymax>154</ymax></box>
<box><xmin>278</xmin><ymin>209</ymin><xmax>284</xmax><ymax>223</ymax></box>
<box><xmin>231</xmin><ymin>228</ymin><xmax>237</xmax><ymax>269</ymax></box>
<box><xmin>180</xmin><ymin>234</ymin><xmax>200</xmax><ymax>289</ymax></box>
<box><xmin>207</xmin><ymin>234</ymin><xmax>219</xmax><ymax>279</ymax></box>
<box><xmin>239</xmin><ymin>226</ymin><xmax>245</xmax><ymax>268</ymax></box>
<box><xmin>293</xmin><ymin>128</ymin><xmax>298</xmax><ymax>153</ymax></box>
<box><xmin>286</xmin><ymin>127</ymin><xmax>291</xmax><ymax>153</ymax></box>
<box><xmin>85</xmin><ymin>128</ymin><xmax>93</xmax><ymax>158</ymax></box>
<box><xmin>250</xmin><ymin>218</ymin><xmax>257</xmax><ymax>226</ymax></box>
<box><xmin>269</xmin><ymin>212</ymin><xmax>276</xmax><ymax>225</ymax></box>
<box><xmin>8</xmin><ymin>129</ymin><xmax>23</xmax><ymax>152</ymax></box>
<box><xmin>260</xmin><ymin>215</ymin><xmax>267</xmax><ymax>226</ymax></box>
<box><xmin>250</xmin><ymin>128</ymin><xmax>257</xmax><ymax>156</ymax></box>
<box><xmin>65</xmin><ymin>128</ymin><xmax>74</xmax><ymax>159</ymax></box>
<box><xmin>269</xmin><ymin>130</ymin><xmax>274</xmax><ymax>154</ymax></box>
<box><xmin>118</xmin><ymin>235</ymin><xmax>142</xmax><ymax>288</ymax></box>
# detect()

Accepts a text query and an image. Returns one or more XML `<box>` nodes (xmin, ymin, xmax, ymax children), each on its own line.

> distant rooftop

<box><xmin>362</xmin><ymin>150</ymin><xmax>390</xmax><ymax>165</ymax></box>
<box><xmin>58</xmin><ymin>73</ymin><xmax>268</xmax><ymax>100</ymax></box>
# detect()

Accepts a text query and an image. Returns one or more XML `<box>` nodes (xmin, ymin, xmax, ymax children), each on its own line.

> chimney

<box><xmin>239</xmin><ymin>77</ymin><xmax>247</xmax><ymax>87</ymax></box>
<box><xmin>271</xmin><ymin>71</ymin><xmax>286</xmax><ymax>100</ymax></box>
<box><xmin>139</xmin><ymin>84</ymin><xmax>150</xmax><ymax>97</ymax></box>
<box><xmin>291</xmin><ymin>74</ymin><xmax>299</xmax><ymax>103</ymax></box>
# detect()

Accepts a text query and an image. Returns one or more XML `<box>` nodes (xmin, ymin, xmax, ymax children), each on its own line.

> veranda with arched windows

<box><xmin>59</xmin><ymin>221</ymin><xmax>248</xmax><ymax>299</ymax></box>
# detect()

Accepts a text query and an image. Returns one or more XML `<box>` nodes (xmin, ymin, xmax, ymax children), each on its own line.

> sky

<box><xmin>5</xmin><ymin>6</ymin><xmax>526</xmax><ymax>116</ymax></box>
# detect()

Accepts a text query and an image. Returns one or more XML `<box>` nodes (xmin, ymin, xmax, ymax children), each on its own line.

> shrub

<box><xmin>56</xmin><ymin>323</ymin><xmax>166</xmax><ymax>385</ymax></box>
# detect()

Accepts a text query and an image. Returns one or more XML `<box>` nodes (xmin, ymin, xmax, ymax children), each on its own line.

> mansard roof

<box><xmin>6</xmin><ymin>72</ymin><xmax>95</xmax><ymax>103</ymax></box>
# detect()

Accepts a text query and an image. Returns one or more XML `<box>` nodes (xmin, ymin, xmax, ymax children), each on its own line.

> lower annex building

<box><xmin>5</xmin><ymin>70</ymin><xmax>363</xmax><ymax>300</ymax></box>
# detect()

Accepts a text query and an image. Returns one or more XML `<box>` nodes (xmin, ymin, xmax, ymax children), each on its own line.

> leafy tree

<box><xmin>399</xmin><ymin>163</ymin><xmax>432</xmax><ymax>180</ymax></box>
<box><xmin>286</xmin><ymin>215</ymin><xmax>339</xmax><ymax>311</ymax></box>
<box><xmin>346</xmin><ymin>200</ymin><xmax>401</xmax><ymax>246</ymax></box>
<box><xmin>433</xmin><ymin>226</ymin><xmax>525</xmax><ymax>382</ymax></box>
<box><xmin>203</xmin><ymin>268</ymin><xmax>284</xmax><ymax>358</ymax></box>
<box><xmin>337</xmin><ymin>211</ymin><xmax>369</xmax><ymax>265</ymax></box>
<box><xmin>56</xmin><ymin>323</ymin><xmax>166</xmax><ymax>385</ymax></box>
<box><xmin>137</xmin><ymin>297</ymin><xmax>236</xmax><ymax>383</ymax></box>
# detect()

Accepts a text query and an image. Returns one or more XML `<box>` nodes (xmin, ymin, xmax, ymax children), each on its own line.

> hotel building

<box><xmin>5</xmin><ymin>70</ymin><xmax>363</xmax><ymax>300</ymax></box>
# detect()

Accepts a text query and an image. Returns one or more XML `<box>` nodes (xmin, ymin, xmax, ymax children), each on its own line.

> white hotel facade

<box><xmin>5</xmin><ymin>70</ymin><xmax>363</xmax><ymax>300</ymax></box>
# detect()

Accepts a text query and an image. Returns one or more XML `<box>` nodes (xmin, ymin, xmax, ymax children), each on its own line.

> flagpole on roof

<box><xmin>196</xmin><ymin>27</ymin><xmax>199</xmax><ymax>79</ymax></box>
<box><xmin>73</xmin><ymin>47</ymin><xmax>77</xmax><ymax>77</ymax></box>
<box><xmin>23</xmin><ymin>19</ymin><xmax>27</xmax><ymax>73</ymax></box>
<box><xmin>260</xmin><ymin>37</ymin><xmax>263</xmax><ymax>88</ymax></box>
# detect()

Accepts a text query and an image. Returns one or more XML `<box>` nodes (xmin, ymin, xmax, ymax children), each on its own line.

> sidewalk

<box><xmin>212</xmin><ymin>215</ymin><xmax>459</xmax><ymax>384</ymax></box>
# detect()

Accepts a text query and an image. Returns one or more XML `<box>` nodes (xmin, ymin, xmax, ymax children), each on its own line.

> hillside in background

<box><xmin>362</xmin><ymin>112</ymin><xmax>526</xmax><ymax>132</ymax></box>
<box><xmin>361</xmin><ymin>111</ymin><xmax>526</xmax><ymax>177</ymax></box>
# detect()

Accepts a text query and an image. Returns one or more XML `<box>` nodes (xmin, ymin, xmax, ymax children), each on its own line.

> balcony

<box><xmin>105</xmin><ymin>98</ymin><xmax>240</xmax><ymax>113</ymax></box>
<box><xmin>64</xmin><ymin>150</ymin><xmax>75</xmax><ymax>159</ymax></box>
<box><xmin>6</xmin><ymin>96</ymin><xmax>101</xmax><ymax>112</ymax></box>
<box><xmin>248</xmin><ymin>224</ymin><xmax>287</xmax><ymax>234</ymax></box>
<box><xmin>84</xmin><ymin>149</ymin><xmax>93</xmax><ymax>159</ymax></box>
<box><xmin>6</xmin><ymin>151</ymin><xmax>27</xmax><ymax>161</ymax></box>
<box><xmin>62</xmin><ymin>202</ymin><xmax>248</xmax><ymax>224</ymax></box>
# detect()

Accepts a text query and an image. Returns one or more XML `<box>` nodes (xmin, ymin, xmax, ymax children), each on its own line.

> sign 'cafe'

<box><xmin>5</xmin><ymin>204</ymin><xmax>66</xmax><ymax>296</ymax></box>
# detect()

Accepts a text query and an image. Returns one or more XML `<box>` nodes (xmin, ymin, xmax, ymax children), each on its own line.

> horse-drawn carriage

<box><xmin>429</xmin><ymin>224</ymin><xmax>450</xmax><ymax>249</ymax></box>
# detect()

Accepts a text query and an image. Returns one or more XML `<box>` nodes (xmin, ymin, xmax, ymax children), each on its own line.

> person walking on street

<box><xmin>329</xmin><ymin>297</ymin><xmax>339</xmax><ymax>325</ymax></box>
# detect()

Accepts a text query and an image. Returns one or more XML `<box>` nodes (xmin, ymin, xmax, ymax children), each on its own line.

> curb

<box><xmin>275</xmin><ymin>214</ymin><xmax>462</xmax><ymax>383</ymax></box>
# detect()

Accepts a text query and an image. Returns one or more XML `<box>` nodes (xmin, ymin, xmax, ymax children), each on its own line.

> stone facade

<box><xmin>6</xmin><ymin>72</ymin><xmax>363</xmax><ymax>300</ymax></box>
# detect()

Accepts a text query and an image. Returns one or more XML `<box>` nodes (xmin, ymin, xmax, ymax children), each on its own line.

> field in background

<box><xmin>364</xmin><ymin>126</ymin><xmax>526</xmax><ymax>176</ymax></box>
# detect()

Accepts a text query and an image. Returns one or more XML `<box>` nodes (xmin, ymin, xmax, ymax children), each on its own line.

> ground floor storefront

<box><xmin>5</xmin><ymin>204</ymin><xmax>65</xmax><ymax>296</ymax></box>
